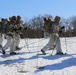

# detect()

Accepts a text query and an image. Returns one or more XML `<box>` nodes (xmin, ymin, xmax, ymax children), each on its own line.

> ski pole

<box><xmin>64</xmin><ymin>26</ymin><xmax>68</xmax><ymax>54</ymax></box>
<box><xmin>24</xmin><ymin>38</ymin><xmax>30</xmax><ymax>52</ymax></box>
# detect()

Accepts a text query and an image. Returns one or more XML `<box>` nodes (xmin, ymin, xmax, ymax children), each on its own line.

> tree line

<box><xmin>21</xmin><ymin>14</ymin><xmax>76</xmax><ymax>38</ymax></box>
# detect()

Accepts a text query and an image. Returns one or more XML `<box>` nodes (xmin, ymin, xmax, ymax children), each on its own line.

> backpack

<box><xmin>43</xmin><ymin>17</ymin><xmax>54</xmax><ymax>34</ymax></box>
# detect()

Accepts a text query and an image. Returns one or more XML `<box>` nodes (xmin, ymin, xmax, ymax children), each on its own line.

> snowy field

<box><xmin>0</xmin><ymin>37</ymin><xmax>76</xmax><ymax>75</ymax></box>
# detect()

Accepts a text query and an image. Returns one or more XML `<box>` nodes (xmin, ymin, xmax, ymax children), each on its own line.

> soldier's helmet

<box><xmin>9</xmin><ymin>17</ymin><xmax>12</xmax><ymax>21</ymax></box>
<box><xmin>12</xmin><ymin>16</ymin><xmax>16</xmax><ymax>21</ymax></box>
<box><xmin>54</xmin><ymin>16</ymin><xmax>61</xmax><ymax>21</ymax></box>
<box><xmin>1</xmin><ymin>18</ymin><xmax>5</xmax><ymax>21</ymax></box>
<box><xmin>17</xmin><ymin>15</ymin><xmax>21</xmax><ymax>20</ymax></box>
<box><xmin>11</xmin><ymin>16</ymin><xmax>16</xmax><ymax>23</ymax></box>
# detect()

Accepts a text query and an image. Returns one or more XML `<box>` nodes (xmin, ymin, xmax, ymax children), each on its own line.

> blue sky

<box><xmin>0</xmin><ymin>0</ymin><xmax>76</xmax><ymax>20</ymax></box>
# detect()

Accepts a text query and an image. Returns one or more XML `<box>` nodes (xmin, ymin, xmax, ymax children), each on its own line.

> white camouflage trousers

<box><xmin>42</xmin><ymin>33</ymin><xmax>62</xmax><ymax>53</ymax></box>
<box><xmin>0</xmin><ymin>34</ymin><xmax>3</xmax><ymax>46</ymax></box>
<box><xmin>15</xmin><ymin>33</ymin><xmax>20</xmax><ymax>47</ymax></box>
<box><xmin>3</xmin><ymin>35</ymin><xmax>16</xmax><ymax>53</ymax></box>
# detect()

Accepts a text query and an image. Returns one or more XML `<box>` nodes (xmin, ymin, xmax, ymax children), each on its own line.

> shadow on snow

<box><xmin>35</xmin><ymin>56</ymin><xmax>76</xmax><ymax>72</ymax></box>
<box><xmin>0</xmin><ymin>57</ymin><xmax>27</xmax><ymax>65</ymax></box>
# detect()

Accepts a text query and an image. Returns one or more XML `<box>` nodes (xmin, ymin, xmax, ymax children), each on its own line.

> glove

<box><xmin>24</xmin><ymin>26</ymin><xmax>27</xmax><ymax>30</ymax></box>
<box><xmin>13</xmin><ymin>28</ymin><xmax>17</xmax><ymax>31</ymax></box>
<box><xmin>19</xmin><ymin>27</ymin><xmax>22</xmax><ymax>30</ymax></box>
<box><xmin>61</xmin><ymin>26</ymin><xmax>65</xmax><ymax>29</ymax></box>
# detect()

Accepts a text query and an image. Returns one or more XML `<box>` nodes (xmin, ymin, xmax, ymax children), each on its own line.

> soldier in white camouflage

<box><xmin>2</xmin><ymin>16</ymin><xmax>17</xmax><ymax>55</ymax></box>
<box><xmin>15</xmin><ymin>15</ymin><xmax>27</xmax><ymax>50</ymax></box>
<box><xmin>41</xmin><ymin>16</ymin><xmax>65</xmax><ymax>55</ymax></box>
<box><xmin>0</xmin><ymin>18</ymin><xmax>7</xmax><ymax>51</ymax></box>
<box><xmin>15</xmin><ymin>15</ymin><xmax>23</xmax><ymax>50</ymax></box>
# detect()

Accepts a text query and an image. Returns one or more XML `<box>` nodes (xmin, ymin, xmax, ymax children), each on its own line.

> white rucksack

<box><xmin>43</xmin><ymin>17</ymin><xmax>54</xmax><ymax>34</ymax></box>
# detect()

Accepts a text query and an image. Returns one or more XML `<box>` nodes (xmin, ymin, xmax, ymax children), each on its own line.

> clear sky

<box><xmin>0</xmin><ymin>0</ymin><xmax>76</xmax><ymax>20</ymax></box>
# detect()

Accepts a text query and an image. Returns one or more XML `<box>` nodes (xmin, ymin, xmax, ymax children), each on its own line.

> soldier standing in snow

<box><xmin>0</xmin><ymin>18</ymin><xmax>7</xmax><ymax>50</ymax></box>
<box><xmin>15</xmin><ymin>15</ymin><xmax>27</xmax><ymax>50</ymax></box>
<box><xmin>41</xmin><ymin>16</ymin><xmax>65</xmax><ymax>55</ymax></box>
<box><xmin>15</xmin><ymin>15</ymin><xmax>24</xmax><ymax>50</ymax></box>
<box><xmin>2</xmin><ymin>16</ymin><xmax>17</xmax><ymax>55</ymax></box>
<box><xmin>0</xmin><ymin>19</ymin><xmax>3</xmax><ymax>50</ymax></box>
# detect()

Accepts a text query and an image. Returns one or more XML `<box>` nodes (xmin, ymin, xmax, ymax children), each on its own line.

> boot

<box><xmin>16</xmin><ymin>46</ymin><xmax>21</xmax><ymax>50</ymax></box>
<box><xmin>2</xmin><ymin>49</ymin><xmax>6</xmax><ymax>55</ymax></box>
<box><xmin>56</xmin><ymin>52</ymin><xmax>64</xmax><ymax>55</ymax></box>
<box><xmin>10</xmin><ymin>52</ymin><xmax>17</xmax><ymax>55</ymax></box>
<box><xmin>41</xmin><ymin>49</ymin><xmax>46</xmax><ymax>55</ymax></box>
<box><xmin>0</xmin><ymin>45</ymin><xmax>2</xmax><ymax>48</ymax></box>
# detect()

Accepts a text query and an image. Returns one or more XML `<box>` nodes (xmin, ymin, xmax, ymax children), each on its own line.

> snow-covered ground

<box><xmin>0</xmin><ymin>37</ymin><xmax>76</xmax><ymax>75</ymax></box>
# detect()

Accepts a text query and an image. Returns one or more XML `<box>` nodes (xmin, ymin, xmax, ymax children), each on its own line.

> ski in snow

<box><xmin>37</xmin><ymin>53</ymin><xmax>67</xmax><ymax>56</ymax></box>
